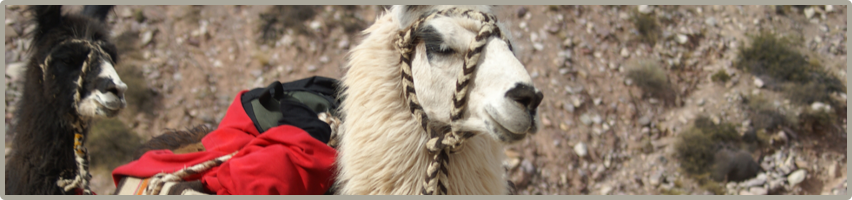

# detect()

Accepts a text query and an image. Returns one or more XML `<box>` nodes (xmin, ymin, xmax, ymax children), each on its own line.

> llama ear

<box><xmin>391</xmin><ymin>5</ymin><xmax>433</xmax><ymax>30</ymax></box>
<box><xmin>31</xmin><ymin>5</ymin><xmax>63</xmax><ymax>28</ymax></box>
<box><xmin>81</xmin><ymin>5</ymin><xmax>114</xmax><ymax>22</ymax></box>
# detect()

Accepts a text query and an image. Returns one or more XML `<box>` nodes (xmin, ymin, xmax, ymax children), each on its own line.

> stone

<box><xmin>140</xmin><ymin>30</ymin><xmax>154</xmax><ymax>46</ymax></box>
<box><xmin>727</xmin><ymin>182</ymin><xmax>737</xmax><ymax>191</ymax></box>
<box><xmin>648</xmin><ymin>98</ymin><xmax>660</xmax><ymax>104</ymax></box>
<box><xmin>564</xmin><ymin>102</ymin><xmax>575</xmax><ymax>113</ymax></box>
<box><xmin>591</xmin><ymin>114</ymin><xmax>603</xmax><ymax>124</ymax></box>
<box><xmin>767</xmin><ymin>178</ymin><xmax>784</xmax><ymax>191</ymax></box>
<box><xmin>825</xmin><ymin>5</ymin><xmax>834</xmax><ymax>12</ymax></box>
<box><xmin>620</xmin><ymin>47</ymin><xmax>630</xmax><ymax>58</ymax></box>
<box><xmin>826</xmin><ymin>162</ymin><xmax>838</xmax><ymax>178</ymax></box>
<box><xmin>309</xmin><ymin>21</ymin><xmax>322</xmax><ymax>30</ymax></box>
<box><xmin>559</xmin><ymin>123</ymin><xmax>569</xmax><ymax>131</ymax></box>
<box><xmin>638</xmin><ymin>5</ymin><xmax>653</xmax><ymax>14</ymax></box>
<box><xmin>705</xmin><ymin>17</ymin><xmax>717</xmax><ymax>27</ymax></box>
<box><xmin>811</xmin><ymin>102</ymin><xmax>831</xmax><ymax>112</ymax></box>
<box><xmin>516</xmin><ymin>7</ymin><xmax>528</xmax><ymax>18</ymax></box>
<box><xmin>742</xmin><ymin>173</ymin><xmax>767</xmax><ymax>187</ymax></box>
<box><xmin>505</xmin><ymin>157</ymin><xmax>521</xmax><ymax>170</ymax></box>
<box><xmin>172</xmin><ymin>72</ymin><xmax>183</xmax><ymax>81</ymax></box>
<box><xmin>753</xmin><ymin>77</ymin><xmax>764</xmax><ymax>88</ymax></box>
<box><xmin>787</xmin><ymin>169</ymin><xmax>806</xmax><ymax>187</ymax></box>
<box><xmin>697</xmin><ymin>98</ymin><xmax>706</xmax><ymax>106</ymax></box>
<box><xmin>574</xmin><ymin>142</ymin><xmax>588</xmax><ymax>157</ymax></box>
<box><xmin>600</xmin><ymin>185</ymin><xmax>613</xmax><ymax>195</ymax></box>
<box><xmin>804</xmin><ymin>7</ymin><xmax>816</xmax><ymax>19</ymax></box>
<box><xmin>580</xmin><ymin>114</ymin><xmax>593</xmax><ymax>126</ymax></box>
<box><xmin>533</xmin><ymin>43</ymin><xmax>544</xmax><ymax>51</ymax></box>
<box><xmin>676</xmin><ymin>34</ymin><xmax>689</xmax><ymax>44</ymax></box>
<box><xmin>572</xmin><ymin>96</ymin><xmax>584</xmax><ymax>108</ymax></box>
<box><xmin>749</xmin><ymin>187</ymin><xmax>767</xmax><ymax>195</ymax></box>
<box><xmin>649</xmin><ymin>171</ymin><xmax>662</xmax><ymax>187</ymax></box>
<box><xmin>775</xmin><ymin>130</ymin><xmax>788</xmax><ymax>144</ymax></box>
<box><xmin>638</xmin><ymin>115</ymin><xmax>652</xmax><ymax>126</ymax></box>
<box><xmin>563</xmin><ymin>38</ymin><xmax>574</xmax><ymax>48</ymax></box>
<box><xmin>541</xmin><ymin>116</ymin><xmax>552</xmax><ymax>127</ymax></box>
<box><xmin>710</xmin><ymin>115</ymin><xmax>721</xmax><ymax>124</ymax></box>
<box><xmin>521</xmin><ymin>160</ymin><xmax>535</xmax><ymax>175</ymax></box>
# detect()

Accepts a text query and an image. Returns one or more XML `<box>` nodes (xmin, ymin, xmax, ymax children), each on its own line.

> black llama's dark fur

<box><xmin>6</xmin><ymin>5</ymin><xmax>117</xmax><ymax>195</ymax></box>
<box><xmin>132</xmin><ymin>125</ymin><xmax>212</xmax><ymax>160</ymax></box>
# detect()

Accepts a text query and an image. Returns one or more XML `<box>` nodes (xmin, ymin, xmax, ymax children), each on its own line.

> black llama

<box><xmin>5</xmin><ymin>5</ymin><xmax>126</xmax><ymax>195</ymax></box>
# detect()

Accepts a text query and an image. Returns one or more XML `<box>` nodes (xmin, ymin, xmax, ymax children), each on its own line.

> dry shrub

<box><xmin>626</xmin><ymin>59</ymin><xmax>677</xmax><ymax>105</ymax></box>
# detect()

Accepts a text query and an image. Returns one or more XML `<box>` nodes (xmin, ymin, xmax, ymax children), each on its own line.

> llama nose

<box><xmin>505</xmin><ymin>83</ymin><xmax>543</xmax><ymax>110</ymax></box>
<box><xmin>100</xmin><ymin>78</ymin><xmax>126</xmax><ymax>98</ymax></box>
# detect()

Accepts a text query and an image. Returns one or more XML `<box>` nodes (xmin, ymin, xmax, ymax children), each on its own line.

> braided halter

<box><xmin>48</xmin><ymin>39</ymin><xmax>113</xmax><ymax>195</ymax></box>
<box><xmin>395</xmin><ymin>8</ymin><xmax>512</xmax><ymax>195</ymax></box>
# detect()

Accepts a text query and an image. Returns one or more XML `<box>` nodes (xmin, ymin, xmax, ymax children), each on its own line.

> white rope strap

<box><xmin>144</xmin><ymin>151</ymin><xmax>238</xmax><ymax>195</ymax></box>
<box><xmin>396</xmin><ymin>7</ymin><xmax>509</xmax><ymax>195</ymax></box>
<box><xmin>52</xmin><ymin>38</ymin><xmax>117</xmax><ymax>195</ymax></box>
<box><xmin>56</xmin><ymin>130</ymin><xmax>93</xmax><ymax>194</ymax></box>
<box><xmin>318</xmin><ymin>112</ymin><xmax>342</xmax><ymax>148</ymax></box>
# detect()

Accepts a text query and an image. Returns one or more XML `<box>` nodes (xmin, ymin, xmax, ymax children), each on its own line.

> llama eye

<box><xmin>426</xmin><ymin>43</ymin><xmax>455</xmax><ymax>56</ymax></box>
<box><xmin>60</xmin><ymin>57</ymin><xmax>83</xmax><ymax>69</ymax></box>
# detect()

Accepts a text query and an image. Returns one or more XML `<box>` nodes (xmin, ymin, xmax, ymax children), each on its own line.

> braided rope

<box><xmin>145</xmin><ymin>151</ymin><xmax>238</xmax><ymax>195</ymax></box>
<box><xmin>318</xmin><ymin>112</ymin><xmax>342</xmax><ymax>148</ymax></box>
<box><xmin>48</xmin><ymin>39</ymin><xmax>119</xmax><ymax>195</ymax></box>
<box><xmin>396</xmin><ymin>8</ymin><xmax>509</xmax><ymax>195</ymax></box>
<box><xmin>56</xmin><ymin>122</ymin><xmax>93</xmax><ymax>195</ymax></box>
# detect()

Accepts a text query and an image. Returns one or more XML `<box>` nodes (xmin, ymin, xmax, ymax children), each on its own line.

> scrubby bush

<box><xmin>630</xmin><ymin>11</ymin><xmax>661</xmax><ymax>45</ymax></box>
<box><xmin>710</xmin><ymin>70</ymin><xmax>731</xmax><ymax>83</ymax></box>
<box><xmin>675</xmin><ymin>116</ymin><xmax>740</xmax><ymax>175</ymax></box>
<box><xmin>626</xmin><ymin>59</ymin><xmax>677</xmax><ymax>105</ymax></box>
<box><xmin>742</xmin><ymin>94</ymin><xmax>793</xmax><ymax>132</ymax></box>
<box><xmin>734</xmin><ymin>31</ymin><xmax>845</xmax><ymax>105</ymax></box>
<box><xmin>799</xmin><ymin>108</ymin><xmax>840</xmax><ymax>135</ymax></box>
<box><xmin>676</xmin><ymin>116</ymin><xmax>760</xmax><ymax>193</ymax></box>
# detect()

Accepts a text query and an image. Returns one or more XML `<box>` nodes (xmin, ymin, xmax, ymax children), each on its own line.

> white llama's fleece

<box><xmin>335</xmin><ymin>6</ymin><xmax>509</xmax><ymax>195</ymax></box>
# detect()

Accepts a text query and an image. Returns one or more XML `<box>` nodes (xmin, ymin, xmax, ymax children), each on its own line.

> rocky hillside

<box><xmin>5</xmin><ymin>5</ymin><xmax>847</xmax><ymax>195</ymax></box>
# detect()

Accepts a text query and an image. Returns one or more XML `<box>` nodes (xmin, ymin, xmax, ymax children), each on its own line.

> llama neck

<box><xmin>6</xmin><ymin>68</ymin><xmax>89</xmax><ymax>194</ymax></box>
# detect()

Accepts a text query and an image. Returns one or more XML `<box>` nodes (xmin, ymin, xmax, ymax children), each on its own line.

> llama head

<box><xmin>393</xmin><ymin>5</ymin><xmax>543</xmax><ymax>144</ymax></box>
<box><xmin>29</xmin><ymin>5</ymin><xmax>126</xmax><ymax>118</ymax></box>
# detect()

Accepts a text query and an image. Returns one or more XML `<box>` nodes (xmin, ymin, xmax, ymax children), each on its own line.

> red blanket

<box><xmin>112</xmin><ymin>90</ymin><xmax>337</xmax><ymax>195</ymax></box>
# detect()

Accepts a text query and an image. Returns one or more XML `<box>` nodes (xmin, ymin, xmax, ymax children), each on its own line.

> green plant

<box><xmin>630</xmin><ymin>11</ymin><xmax>661</xmax><ymax>45</ymax></box>
<box><xmin>694</xmin><ymin>173</ymin><xmax>727</xmax><ymax>195</ymax></box>
<box><xmin>626</xmin><ymin>59</ymin><xmax>677</xmax><ymax>105</ymax></box>
<box><xmin>734</xmin><ymin>31</ymin><xmax>845</xmax><ymax>105</ymax></box>
<box><xmin>711</xmin><ymin>70</ymin><xmax>731</xmax><ymax>83</ymax></box>
<box><xmin>676</xmin><ymin>116</ymin><xmax>740</xmax><ymax>175</ymax></box>
<box><xmin>742</xmin><ymin>94</ymin><xmax>792</xmax><ymax>131</ymax></box>
<box><xmin>799</xmin><ymin>108</ymin><xmax>839</xmax><ymax>135</ymax></box>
